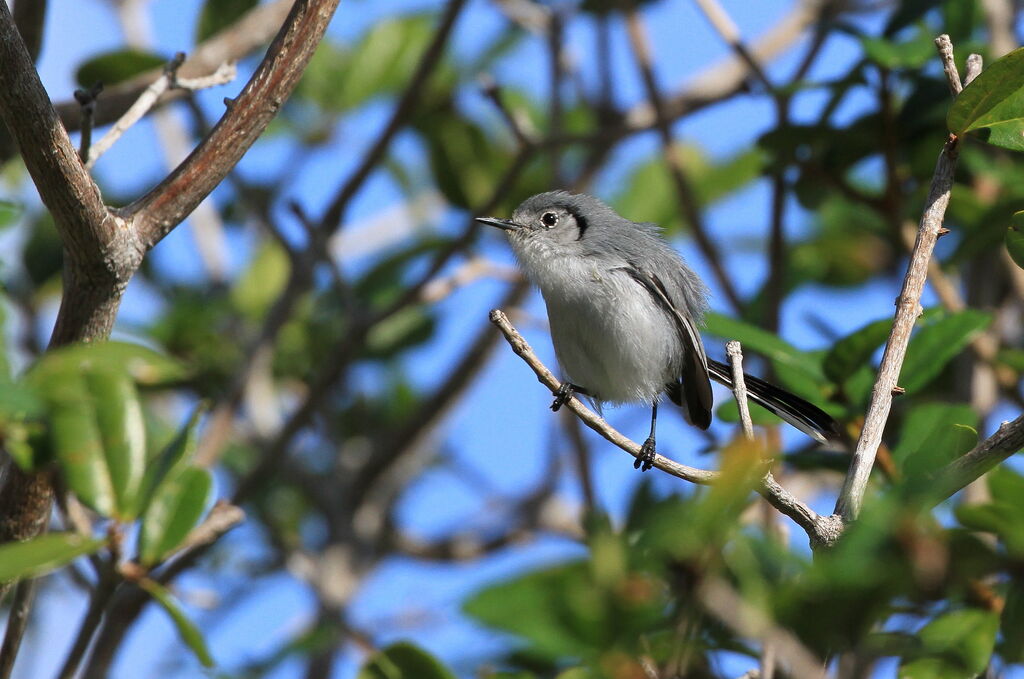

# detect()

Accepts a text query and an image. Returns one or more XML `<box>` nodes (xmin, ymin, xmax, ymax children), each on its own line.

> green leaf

<box><xmin>139</xmin><ymin>466</ymin><xmax>213</xmax><ymax>566</ymax></box>
<box><xmin>139</xmin><ymin>579</ymin><xmax>214</xmax><ymax>668</ymax></box>
<box><xmin>860</xmin><ymin>34</ymin><xmax>935</xmax><ymax>69</ymax></box>
<box><xmin>823</xmin><ymin>318</ymin><xmax>892</xmax><ymax>384</ymax></box>
<box><xmin>134</xmin><ymin>405</ymin><xmax>204</xmax><ymax>518</ymax></box>
<box><xmin>230</xmin><ymin>240</ymin><xmax>291</xmax><ymax>319</ymax></box>
<box><xmin>464</xmin><ymin>562</ymin><xmax>601</xmax><ymax>658</ymax></box>
<box><xmin>898</xmin><ymin>608</ymin><xmax>998</xmax><ymax>678</ymax></box>
<box><xmin>901</xmin><ymin>310</ymin><xmax>992</xmax><ymax>394</ymax></box>
<box><xmin>891</xmin><ymin>404</ymin><xmax>978</xmax><ymax>479</ymax></box>
<box><xmin>195</xmin><ymin>0</ymin><xmax>258</xmax><ymax>41</ymax></box>
<box><xmin>947</xmin><ymin>46</ymin><xmax>1024</xmax><ymax>151</ymax></box>
<box><xmin>297</xmin><ymin>15</ymin><xmax>451</xmax><ymax>114</ymax></box>
<box><xmin>84</xmin><ymin>369</ymin><xmax>147</xmax><ymax>519</ymax></box>
<box><xmin>357</xmin><ymin>642</ymin><xmax>457</xmax><ymax>679</ymax></box>
<box><xmin>75</xmin><ymin>49</ymin><xmax>167</xmax><ymax>88</ymax></box>
<box><xmin>38</xmin><ymin>371</ymin><xmax>117</xmax><ymax>516</ymax></box>
<box><xmin>0</xmin><ymin>533</ymin><xmax>104</xmax><ymax>583</ymax></box>
<box><xmin>1006</xmin><ymin>212</ymin><xmax>1024</xmax><ymax>269</ymax></box>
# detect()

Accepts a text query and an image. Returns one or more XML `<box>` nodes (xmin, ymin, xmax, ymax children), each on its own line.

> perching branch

<box><xmin>833</xmin><ymin>35</ymin><xmax>965</xmax><ymax>523</ymax></box>
<box><xmin>490</xmin><ymin>309</ymin><xmax>839</xmax><ymax>547</ymax></box>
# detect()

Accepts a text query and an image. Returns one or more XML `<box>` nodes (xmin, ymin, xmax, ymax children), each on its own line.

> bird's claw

<box><xmin>551</xmin><ymin>383</ymin><xmax>573</xmax><ymax>412</ymax></box>
<box><xmin>635</xmin><ymin>437</ymin><xmax>656</xmax><ymax>472</ymax></box>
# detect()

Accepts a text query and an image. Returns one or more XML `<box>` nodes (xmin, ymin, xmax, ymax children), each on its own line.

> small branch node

<box><xmin>891</xmin><ymin>385</ymin><xmax>906</xmax><ymax>396</ymax></box>
<box><xmin>935</xmin><ymin>34</ymin><xmax>963</xmax><ymax>96</ymax></box>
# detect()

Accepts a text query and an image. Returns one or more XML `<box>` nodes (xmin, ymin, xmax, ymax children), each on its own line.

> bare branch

<box><xmin>124</xmin><ymin>0</ymin><xmax>340</xmax><ymax>246</ymax></box>
<box><xmin>74</xmin><ymin>83</ymin><xmax>103</xmax><ymax>164</ymax></box>
<box><xmin>834</xmin><ymin>36</ymin><xmax>964</xmax><ymax>522</ymax></box>
<box><xmin>726</xmin><ymin>341</ymin><xmax>755</xmax><ymax>441</ymax></box>
<box><xmin>87</xmin><ymin>60</ymin><xmax>237</xmax><ymax>169</ymax></box>
<box><xmin>936</xmin><ymin>34</ymin><xmax>963</xmax><ymax>96</ymax></box>
<box><xmin>691</xmin><ymin>0</ymin><xmax>772</xmax><ymax>89</ymax></box>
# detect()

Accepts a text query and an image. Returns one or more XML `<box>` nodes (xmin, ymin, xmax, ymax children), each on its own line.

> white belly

<box><xmin>540</xmin><ymin>267</ymin><xmax>681</xmax><ymax>404</ymax></box>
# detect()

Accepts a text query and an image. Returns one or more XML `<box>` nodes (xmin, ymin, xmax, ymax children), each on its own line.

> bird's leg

<box><xmin>551</xmin><ymin>382</ymin><xmax>590</xmax><ymax>411</ymax></box>
<box><xmin>636</xmin><ymin>401</ymin><xmax>658</xmax><ymax>472</ymax></box>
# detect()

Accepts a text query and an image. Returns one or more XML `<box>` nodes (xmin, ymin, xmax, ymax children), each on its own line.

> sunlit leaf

<box><xmin>0</xmin><ymin>533</ymin><xmax>103</xmax><ymax>583</ymax></box>
<box><xmin>947</xmin><ymin>46</ymin><xmax>1024</xmax><ymax>151</ymax></box>
<box><xmin>139</xmin><ymin>579</ymin><xmax>215</xmax><ymax>667</ymax></box>
<box><xmin>84</xmin><ymin>368</ymin><xmax>147</xmax><ymax>519</ymax></box>
<box><xmin>139</xmin><ymin>466</ymin><xmax>212</xmax><ymax>566</ymax></box>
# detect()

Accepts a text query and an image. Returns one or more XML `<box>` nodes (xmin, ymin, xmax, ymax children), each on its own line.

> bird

<box><xmin>476</xmin><ymin>191</ymin><xmax>839</xmax><ymax>471</ymax></box>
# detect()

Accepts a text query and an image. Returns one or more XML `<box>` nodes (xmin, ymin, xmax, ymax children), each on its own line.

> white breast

<box><xmin>533</xmin><ymin>260</ymin><xmax>682</xmax><ymax>405</ymax></box>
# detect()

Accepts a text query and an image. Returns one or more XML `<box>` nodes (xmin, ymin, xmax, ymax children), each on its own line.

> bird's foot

<box><xmin>635</xmin><ymin>437</ymin><xmax>656</xmax><ymax>472</ymax></box>
<box><xmin>551</xmin><ymin>383</ymin><xmax>574</xmax><ymax>412</ymax></box>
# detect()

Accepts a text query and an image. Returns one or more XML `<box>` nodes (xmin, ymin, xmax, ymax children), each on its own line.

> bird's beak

<box><xmin>475</xmin><ymin>216</ymin><xmax>519</xmax><ymax>231</ymax></box>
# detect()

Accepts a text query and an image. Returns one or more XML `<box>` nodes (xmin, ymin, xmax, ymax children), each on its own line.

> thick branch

<box><xmin>0</xmin><ymin>3</ymin><xmax>117</xmax><ymax>270</ymax></box>
<box><xmin>834</xmin><ymin>35</ymin><xmax>964</xmax><ymax>522</ymax></box>
<box><xmin>124</xmin><ymin>0</ymin><xmax>340</xmax><ymax>246</ymax></box>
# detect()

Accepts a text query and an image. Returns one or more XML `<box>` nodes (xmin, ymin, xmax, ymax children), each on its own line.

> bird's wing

<box><xmin>617</xmin><ymin>266</ymin><xmax>713</xmax><ymax>429</ymax></box>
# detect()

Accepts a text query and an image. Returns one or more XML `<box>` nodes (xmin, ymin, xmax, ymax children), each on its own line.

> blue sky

<box><xmin>9</xmin><ymin>1</ymin><xmax>1013</xmax><ymax>678</ymax></box>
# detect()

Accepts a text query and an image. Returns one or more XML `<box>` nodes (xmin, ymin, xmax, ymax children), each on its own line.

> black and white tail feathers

<box><xmin>705</xmin><ymin>359</ymin><xmax>840</xmax><ymax>445</ymax></box>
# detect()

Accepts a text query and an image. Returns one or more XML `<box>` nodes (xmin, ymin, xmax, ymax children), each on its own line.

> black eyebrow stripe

<box><xmin>573</xmin><ymin>211</ymin><xmax>588</xmax><ymax>240</ymax></box>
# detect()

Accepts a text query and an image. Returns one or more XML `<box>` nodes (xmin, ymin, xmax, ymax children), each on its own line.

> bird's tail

<box><xmin>706</xmin><ymin>359</ymin><xmax>840</xmax><ymax>445</ymax></box>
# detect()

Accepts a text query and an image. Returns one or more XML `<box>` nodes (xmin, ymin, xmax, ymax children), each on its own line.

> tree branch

<box><xmin>833</xmin><ymin>35</ymin><xmax>963</xmax><ymax>522</ymax></box>
<box><xmin>929</xmin><ymin>415</ymin><xmax>1024</xmax><ymax>504</ymax></box>
<box><xmin>124</xmin><ymin>0</ymin><xmax>340</xmax><ymax>247</ymax></box>
<box><xmin>490</xmin><ymin>309</ymin><xmax>840</xmax><ymax>546</ymax></box>
<box><xmin>12</xmin><ymin>0</ymin><xmax>47</xmax><ymax>63</ymax></box>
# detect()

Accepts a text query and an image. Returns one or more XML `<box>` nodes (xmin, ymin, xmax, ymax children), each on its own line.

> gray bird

<box><xmin>477</xmin><ymin>191</ymin><xmax>839</xmax><ymax>471</ymax></box>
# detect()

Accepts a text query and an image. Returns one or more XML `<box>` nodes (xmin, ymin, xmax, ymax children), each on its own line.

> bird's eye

<box><xmin>541</xmin><ymin>212</ymin><xmax>559</xmax><ymax>228</ymax></box>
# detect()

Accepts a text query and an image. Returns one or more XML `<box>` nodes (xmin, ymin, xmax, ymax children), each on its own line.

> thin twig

<box><xmin>56</xmin><ymin>559</ymin><xmax>120</xmax><ymax>679</ymax></box>
<box><xmin>490</xmin><ymin>309</ymin><xmax>718</xmax><ymax>483</ymax></box>
<box><xmin>691</xmin><ymin>0</ymin><xmax>772</xmax><ymax>90</ymax></box>
<box><xmin>490</xmin><ymin>309</ymin><xmax>838</xmax><ymax>546</ymax></box>
<box><xmin>86</xmin><ymin>58</ymin><xmax>236</xmax><ymax>169</ymax></box>
<box><xmin>726</xmin><ymin>341</ymin><xmax>755</xmax><ymax>441</ymax></box>
<box><xmin>0</xmin><ymin>580</ymin><xmax>36</xmax><ymax>679</ymax></box>
<box><xmin>833</xmin><ymin>35</ymin><xmax>963</xmax><ymax>522</ymax></box>
<box><xmin>74</xmin><ymin>83</ymin><xmax>103</xmax><ymax>164</ymax></box>
<box><xmin>936</xmin><ymin>33</ymin><xmax>963</xmax><ymax>95</ymax></box>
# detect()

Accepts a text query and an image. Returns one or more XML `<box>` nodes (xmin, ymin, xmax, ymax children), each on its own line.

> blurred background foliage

<box><xmin>0</xmin><ymin>0</ymin><xmax>1023</xmax><ymax>677</ymax></box>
